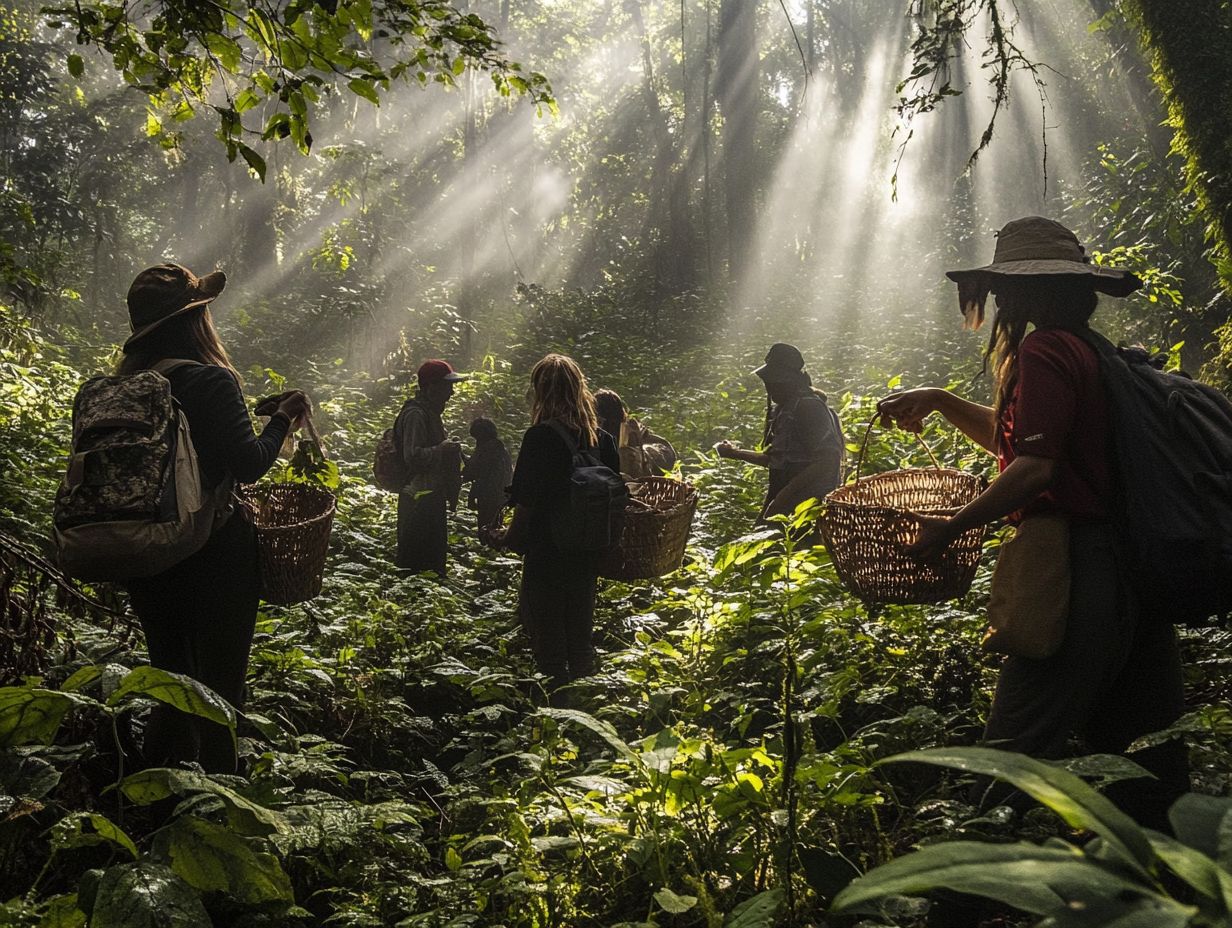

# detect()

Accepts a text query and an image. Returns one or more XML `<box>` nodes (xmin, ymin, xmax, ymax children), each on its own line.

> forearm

<box><xmin>503</xmin><ymin>504</ymin><xmax>534</xmax><ymax>550</ymax></box>
<box><xmin>933</xmin><ymin>390</ymin><xmax>998</xmax><ymax>454</ymax></box>
<box><xmin>947</xmin><ymin>455</ymin><xmax>1057</xmax><ymax>534</ymax></box>
<box><xmin>731</xmin><ymin>448</ymin><xmax>770</xmax><ymax>467</ymax></box>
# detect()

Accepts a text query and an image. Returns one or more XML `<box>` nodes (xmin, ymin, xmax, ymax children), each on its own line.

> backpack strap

<box><xmin>547</xmin><ymin>419</ymin><xmax>581</xmax><ymax>454</ymax></box>
<box><xmin>150</xmin><ymin>358</ymin><xmax>204</xmax><ymax>377</ymax></box>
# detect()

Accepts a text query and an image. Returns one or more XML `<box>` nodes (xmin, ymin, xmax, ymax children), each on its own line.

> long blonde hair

<box><xmin>117</xmin><ymin>307</ymin><xmax>240</xmax><ymax>378</ymax></box>
<box><xmin>530</xmin><ymin>353</ymin><xmax>599</xmax><ymax>446</ymax></box>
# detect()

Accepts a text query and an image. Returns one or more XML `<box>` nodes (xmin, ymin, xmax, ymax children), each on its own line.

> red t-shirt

<box><xmin>997</xmin><ymin>328</ymin><xmax>1110</xmax><ymax>521</ymax></box>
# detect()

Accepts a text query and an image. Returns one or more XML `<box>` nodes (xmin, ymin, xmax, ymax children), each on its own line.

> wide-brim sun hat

<box><xmin>123</xmin><ymin>263</ymin><xmax>227</xmax><ymax>351</ymax></box>
<box><xmin>947</xmin><ymin>216</ymin><xmax>1142</xmax><ymax>330</ymax></box>
<box><xmin>753</xmin><ymin>342</ymin><xmax>807</xmax><ymax>384</ymax></box>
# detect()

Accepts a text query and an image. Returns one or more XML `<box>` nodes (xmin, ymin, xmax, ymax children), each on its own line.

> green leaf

<box><xmin>51</xmin><ymin>812</ymin><xmax>138</xmax><ymax>859</ymax></box>
<box><xmin>67</xmin><ymin>54</ymin><xmax>84</xmax><ymax>78</ymax></box>
<box><xmin>1168</xmin><ymin>793</ymin><xmax>1232</xmax><ymax>869</ymax></box>
<box><xmin>234</xmin><ymin>89</ymin><xmax>260</xmax><ymax>113</ymax></box>
<box><xmin>1147</xmin><ymin>830</ymin><xmax>1232</xmax><ymax>913</ymax></box>
<box><xmin>725</xmin><ymin>888</ymin><xmax>784</xmax><ymax>927</ymax></box>
<box><xmin>884</xmin><ymin>748</ymin><xmax>1155</xmax><ymax>877</ymax></box>
<box><xmin>108</xmin><ymin>668</ymin><xmax>235</xmax><ymax>749</ymax></box>
<box><xmin>119</xmin><ymin>768</ymin><xmax>288</xmax><ymax>835</ymax></box>
<box><xmin>830</xmin><ymin>842</ymin><xmax>1191</xmax><ymax>924</ymax></box>
<box><xmin>347</xmin><ymin>77</ymin><xmax>380</xmax><ymax>105</ymax></box>
<box><xmin>158</xmin><ymin>817</ymin><xmax>293</xmax><ymax>904</ymax></box>
<box><xmin>89</xmin><ymin>861</ymin><xmax>211</xmax><ymax>928</ymax></box>
<box><xmin>238</xmin><ymin>144</ymin><xmax>267</xmax><ymax>182</ymax></box>
<box><xmin>654</xmin><ymin>889</ymin><xmax>697</xmax><ymax>914</ymax></box>
<box><xmin>0</xmin><ymin>748</ymin><xmax>60</xmax><ymax>801</ymax></box>
<box><xmin>537</xmin><ymin>708</ymin><xmax>636</xmax><ymax>761</ymax></box>
<box><xmin>0</xmin><ymin>688</ymin><xmax>78</xmax><ymax>747</ymax></box>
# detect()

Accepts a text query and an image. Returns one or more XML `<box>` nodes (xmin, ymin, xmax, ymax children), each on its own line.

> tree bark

<box><xmin>716</xmin><ymin>0</ymin><xmax>758</xmax><ymax>287</ymax></box>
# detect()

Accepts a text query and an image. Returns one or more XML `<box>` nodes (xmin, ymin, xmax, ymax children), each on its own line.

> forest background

<box><xmin>2</xmin><ymin>0</ymin><xmax>1232</xmax><ymax>926</ymax></box>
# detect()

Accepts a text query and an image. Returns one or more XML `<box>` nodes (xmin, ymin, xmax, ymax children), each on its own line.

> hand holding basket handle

<box><xmin>255</xmin><ymin>390</ymin><xmax>313</xmax><ymax>430</ymax></box>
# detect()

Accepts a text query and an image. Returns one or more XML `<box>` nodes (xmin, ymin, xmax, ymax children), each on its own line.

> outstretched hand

<box><xmin>876</xmin><ymin>388</ymin><xmax>939</xmax><ymax>434</ymax></box>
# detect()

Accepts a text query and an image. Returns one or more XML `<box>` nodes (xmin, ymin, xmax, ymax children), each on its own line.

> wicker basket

<box><xmin>600</xmin><ymin>477</ymin><xmax>698</xmax><ymax>581</ymax></box>
<box><xmin>818</xmin><ymin>420</ymin><xmax>987</xmax><ymax>605</ymax></box>
<box><xmin>240</xmin><ymin>483</ymin><xmax>336</xmax><ymax>606</ymax></box>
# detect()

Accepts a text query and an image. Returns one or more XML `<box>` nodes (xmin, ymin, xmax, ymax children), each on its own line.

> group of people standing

<box><xmin>108</xmin><ymin>215</ymin><xmax>1190</xmax><ymax>838</ymax></box>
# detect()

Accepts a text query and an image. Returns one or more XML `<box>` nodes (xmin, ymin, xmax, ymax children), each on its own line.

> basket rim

<box><xmin>239</xmin><ymin>484</ymin><xmax>337</xmax><ymax>531</ymax></box>
<box><xmin>833</xmin><ymin>465</ymin><xmax>984</xmax><ymax>487</ymax></box>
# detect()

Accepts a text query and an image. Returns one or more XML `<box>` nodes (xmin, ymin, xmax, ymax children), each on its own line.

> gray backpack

<box><xmin>53</xmin><ymin>360</ymin><xmax>231</xmax><ymax>581</ymax></box>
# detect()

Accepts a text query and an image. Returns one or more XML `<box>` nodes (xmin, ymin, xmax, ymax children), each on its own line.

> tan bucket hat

<box><xmin>947</xmin><ymin>217</ymin><xmax>1141</xmax><ymax>329</ymax></box>
<box><xmin>123</xmin><ymin>263</ymin><xmax>227</xmax><ymax>351</ymax></box>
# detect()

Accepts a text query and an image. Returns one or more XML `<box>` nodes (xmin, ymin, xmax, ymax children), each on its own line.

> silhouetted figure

<box><xmin>715</xmin><ymin>343</ymin><xmax>844</xmax><ymax>523</ymax></box>
<box><xmin>485</xmin><ymin>354</ymin><xmax>621</xmax><ymax>697</ymax></box>
<box><xmin>594</xmin><ymin>388</ymin><xmax>677</xmax><ymax>477</ymax></box>
<box><xmin>394</xmin><ymin>359</ymin><xmax>466</xmax><ymax>577</ymax></box>
<box><xmin>118</xmin><ymin>264</ymin><xmax>310</xmax><ymax>773</ymax></box>
<box><xmin>462</xmin><ymin>416</ymin><xmax>512</xmax><ymax>531</ymax></box>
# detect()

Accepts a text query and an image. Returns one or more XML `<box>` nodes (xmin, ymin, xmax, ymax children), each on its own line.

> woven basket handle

<box><xmin>851</xmin><ymin>410</ymin><xmax>941</xmax><ymax>482</ymax></box>
<box><xmin>301</xmin><ymin>413</ymin><xmax>329</xmax><ymax>461</ymax></box>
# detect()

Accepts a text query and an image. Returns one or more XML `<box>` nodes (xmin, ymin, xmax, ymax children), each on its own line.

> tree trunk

<box><xmin>630</xmin><ymin>0</ymin><xmax>695</xmax><ymax>298</ymax></box>
<box><xmin>1126</xmin><ymin>0</ymin><xmax>1232</xmax><ymax>289</ymax></box>
<box><xmin>716</xmin><ymin>0</ymin><xmax>758</xmax><ymax>287</ymax></box>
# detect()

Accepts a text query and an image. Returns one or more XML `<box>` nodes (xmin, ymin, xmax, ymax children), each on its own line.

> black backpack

<box><xmin>547</xmin><ymin>420</ymin><xmax>628</xmax><ymax>553</ymax></box>
<box><xmin>1076</xmin><ymin>328</ymin><xmax>1232</xmax><ymax>625</ymax></box>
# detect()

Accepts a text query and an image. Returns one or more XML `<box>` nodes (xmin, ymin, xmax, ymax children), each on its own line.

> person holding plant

<box><xmin>484</xmin><ymin>354</ymin><xmax>621</xmax><ymax>697</ymax></box>
<box><xmin>714</xmin><ymin>343</ymin><xmax>844</xmax><ymax>523</ymax></box>
<box><xmin>594</xmin><ymin>388</ymin><xmax>677</xmax><ymax>478</ymax></box>
<box><xmin>394</xmin><ymin>359</ymin><xmax>466</xmax><ymax>576</ymax></box>
<box><xmin>876</xmin><ymin>217</ymin><xmax>1187</xmax><ymax>829</ymax></box>
<box><xmin>118</xmin><ymin>263</ymin><xmax>311</xmax><ymax>773</ymax></box>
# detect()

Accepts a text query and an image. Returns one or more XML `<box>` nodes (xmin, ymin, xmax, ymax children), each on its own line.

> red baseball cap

<box><xmin>417</xmin><ymin>359</ymin><xmax>467</xmax><ymax>386</ymax></box>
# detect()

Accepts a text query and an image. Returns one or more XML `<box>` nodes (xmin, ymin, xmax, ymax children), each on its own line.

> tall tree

<box><xmin>716</xmin><ymin>0</ymin><xmax>759</xmax><ymax>287</ymax></box>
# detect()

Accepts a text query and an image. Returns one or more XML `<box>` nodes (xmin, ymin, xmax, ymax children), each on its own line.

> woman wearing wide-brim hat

<box><xmin>715</xmin><ymin>342</ymin><xmax>845</xmax><ymax>524</ymax></box>
<box><xmin>877</xmin><ymin>217</ymin><xmax>1187</xmax><ymax>830</ymax></box>
<box><xmin>119</xmin><ymin>263</ymin><xmax>311</xmax><ymax>774</ymax></box>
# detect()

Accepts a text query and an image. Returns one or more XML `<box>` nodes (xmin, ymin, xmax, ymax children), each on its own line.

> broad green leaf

<box><xmin>1147</xmin><ymin>830</ymin><xmax>1232</xmax><ymax>913</ymax></box>
<box><xmin>654</xmin><ymin>888</ymin><xmax>697</xmax><ymax>914</ymax></box>
<box><xmin>830</xmin><ymin>842</ymin><xmax>1190</xmax><ymax>923</ymax></box>
<box><xmin>108</xmin><ymin>668</ymin><xmax>235</xmax><ymax>750</ymax></box>
<box><xmin>538</xmin><ymin>708</ymin><xmax>636</xmax><ymax>760</ymax></box>
<box><xmin>1168</xmin><ymin>793</ymin><xmax>1232</xmax><ymax>869</ymax></box>
<box><xmin>90</xmin><ymin>862</ymin><xmax>210</xmax><ymax>928</ymax></box>
<box><xmin>159</xmin><ymin>817</ymin><xmax>292</xmax><ymax>904</ymax></box>
<box><xmin>0</xmin><ymin>688</ymin><xmax>78</xmax><ymax>747</ymax></box>
<box><xmin>67</xmin><ymin>54</ymin><xmax>84</xmax><ymax>78</ymax></box>
<box><xmin>884</xmin><ymin>748</ymin><xmax>1154</xmax><ymax>876</ymax></box>
<box><xmin>725</xmin><ymin>888</ymin><xmax>784</xmax><ymax>927</ymax></box>
<box><xmin>36</xmin><ymin>892</ymin><xmax>85</xmax><ymax>927</ymax></box>
<box><xmin>118</xmin><ymin>768</ymin><xmax>287</xmax><ymax>835</ymax></box>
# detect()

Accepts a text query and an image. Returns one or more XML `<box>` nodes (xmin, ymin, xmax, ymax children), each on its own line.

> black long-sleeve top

<box><xmin>164</xmin><ymin>364</ymin><xmax>290</xmax><ymax>489</ymax></box>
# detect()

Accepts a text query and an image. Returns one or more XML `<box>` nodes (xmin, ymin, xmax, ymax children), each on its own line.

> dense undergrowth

<box><xmin>1</xmin><ymin>296</ymin><xmax>1231</xmax><ymax>928</ymax></box>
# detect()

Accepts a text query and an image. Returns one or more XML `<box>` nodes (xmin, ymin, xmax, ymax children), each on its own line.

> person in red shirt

<box><xmin>878</xmin><ymin>217</ymin><xmax>1187</xmax><ymax>829</ymax></box>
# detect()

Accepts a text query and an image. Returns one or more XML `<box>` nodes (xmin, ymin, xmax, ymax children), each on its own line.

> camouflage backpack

<box><xmin>53</xmin><ymin>359</ymin><xmax>231</xmax><ymax>581</ymax></box>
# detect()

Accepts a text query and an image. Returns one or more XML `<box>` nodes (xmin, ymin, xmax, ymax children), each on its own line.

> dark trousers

<box><xmin>519</xmin><ymin>546</ymin><xmax>598</xmax><ymax>692</ymax></box>
<box><xmin>982</xmin><ymin>520</ymin><xmax>1189</xmax><ymax>828</ymax></box>
<box><xmin>397</xmin><ymin>489</ymin><xmax>448</xmax><ymax>576</ymax></box>
<box><xmin>126</xmin><ymin>512</ymin><xmax>259</xmax><ymax>774</ymax></box>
